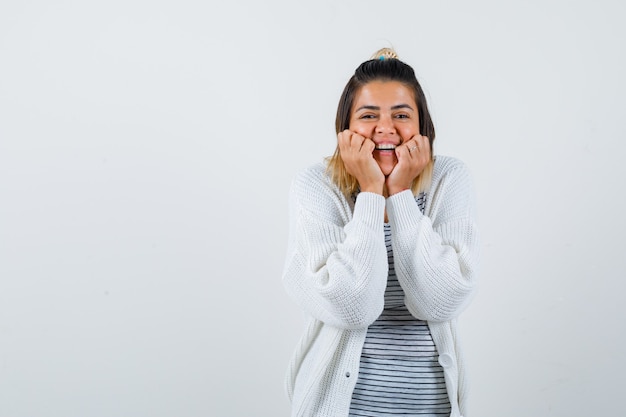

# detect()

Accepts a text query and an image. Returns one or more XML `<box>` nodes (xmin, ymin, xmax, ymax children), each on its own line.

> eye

<box><xmin>395</xmin><ymin>113</ymin><xmax>410</xmax><ymax>119</ymax></box>
<box><xmin>359</xmin><ymin>113</ymin><xmax>376</xmax><ymax>120</ymax></box>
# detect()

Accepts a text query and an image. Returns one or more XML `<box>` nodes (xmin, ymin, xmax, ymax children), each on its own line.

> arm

<box><xmin>386</xmin><ymin>159</ymin><xmax>479</xmax><ymax>322</ymax></box>
<box><xmin>282</xmin><ymin>167</ymin><xmax>388</xmax><ymax>330</ymax></box>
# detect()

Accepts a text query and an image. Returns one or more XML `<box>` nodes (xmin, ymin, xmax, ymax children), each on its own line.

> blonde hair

<box><xmin>326</xmin><ymin>47</ymin><xmax>434</xmax><ymax>198</ymax></box>
<box><xmin>371</xmin><ymin>47</ymin><xmax>399</xmax><ymax>60</ymax></box>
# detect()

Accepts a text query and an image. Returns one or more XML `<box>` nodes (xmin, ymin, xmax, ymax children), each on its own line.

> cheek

<box><xmin>399</xmin><ymin>125</ymin><xmax>420</xmax><ymax>141</ymax></box>
<box><xmin>349</xmin><ymin>121</ymin><xmax>373</xmax><ymax>137</ymax></box>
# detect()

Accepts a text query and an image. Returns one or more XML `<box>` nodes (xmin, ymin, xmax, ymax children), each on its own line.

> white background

<box><xmin>1</xmin><ymin>1</ymin><xmax>625</xmax><ymax>416</ymax></box>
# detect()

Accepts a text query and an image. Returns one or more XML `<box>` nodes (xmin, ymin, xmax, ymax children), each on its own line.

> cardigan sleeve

<box><xmin>282</xmin><ymin>167</ymin><xmax>388</xmax><ymax>330</ymax></box>
<box><xmin>386</xmin><ymin>159</ymin><xmax>479</xmax><ymax>322</ymax></box>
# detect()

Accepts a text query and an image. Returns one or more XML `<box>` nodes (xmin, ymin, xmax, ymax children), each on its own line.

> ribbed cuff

<box><xmin>354</xmin><ymin>192</ymin><xmax>385</xmax><ymax>229</ymax></box>
<box><xmin>386</xmin><ymin>189</ymin><xmax>423</xmax><ymax>228</ymax></box>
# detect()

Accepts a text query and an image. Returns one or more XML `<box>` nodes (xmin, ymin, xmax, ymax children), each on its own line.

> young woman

<box><xmin>282</xmin><ymin>48</ymin><xmax>479</xmax><ymax>417</ymax></box>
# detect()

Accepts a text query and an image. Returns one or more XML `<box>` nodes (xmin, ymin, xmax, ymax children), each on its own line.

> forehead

<box><xmin>353</xmin><ymin>80</ymin><xmax>417</xmax><ymax>108</ymax></box>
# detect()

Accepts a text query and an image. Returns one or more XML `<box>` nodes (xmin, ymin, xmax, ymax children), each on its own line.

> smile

<box><xmin>375</xmin><ymin>144</ymin><xmax>396</xmax><ymax>150</ymax></box>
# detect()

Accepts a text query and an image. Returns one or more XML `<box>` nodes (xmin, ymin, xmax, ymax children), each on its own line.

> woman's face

<box><xmin>349</xmin><ymin>80</ymin><xmax>420</xmax><ymax>176</ymax></box>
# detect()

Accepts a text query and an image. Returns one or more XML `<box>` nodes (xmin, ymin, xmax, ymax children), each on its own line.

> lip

<box><xmin>374</xmin><ymin>141</ymin><xmax>399</xmax><ymax>151</ymax></box>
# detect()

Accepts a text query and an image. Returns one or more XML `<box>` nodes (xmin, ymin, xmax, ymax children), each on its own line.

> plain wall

<box><xmin>1</xmin><ymin>1</ymin><xmax>625</xmax><ymax>416</ymax></box>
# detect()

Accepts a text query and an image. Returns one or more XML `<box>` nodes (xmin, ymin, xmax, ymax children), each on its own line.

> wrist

<box><xmin>387</xmin><ymin>185</ymin><xmax>410</xmax><ymax>196</ymax></box>
<box><xmin>360</xmin><ymin>183</ymin><xmax>384</xmax><ymax>195</ymax></box>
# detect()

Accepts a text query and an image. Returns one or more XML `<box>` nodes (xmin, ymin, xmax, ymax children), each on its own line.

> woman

<box><xmin>282</xmin><ymin>48</ymin><xmax>479</xmax><ymax>417</ymax></box>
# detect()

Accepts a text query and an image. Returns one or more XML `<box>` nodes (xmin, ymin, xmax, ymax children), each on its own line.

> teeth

<box><xmin>375</xmin><ymin>144</ymin><xmax>396</xmax><ymax>150</ymax></box>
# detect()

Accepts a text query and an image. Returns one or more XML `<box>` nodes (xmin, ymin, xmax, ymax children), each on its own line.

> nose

<box><xmin>375</xmin><ymin>114</ymin><xmax>395</xmax><ymax>135</ymax></box>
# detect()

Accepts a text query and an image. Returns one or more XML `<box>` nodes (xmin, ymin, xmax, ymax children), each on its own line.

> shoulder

<box><xmin>289</xmin><ymin>161</ymin><xmax>350</xmax><ymax>219</ymax></box>
<box><xmin>293</xmin><ymin>161</ymin><xmax>330</xmax><ymax>185</ymax></box>
<box><xmin>431</xmin><ymin>155</ymin><xmax>474</xmax><ymax>188</ymax></box>
<box><xmin>290</xmin><ymin>162</ymin><xmax>336</xmax><ymax>198</ymax></box>
<box><xmin>427</xmin><ymin>155</ymin><xmax>476</xmax><ymax>217</ymax></box>
<box><xmin>433</xmin><ymin>155</ymin><xmax>470</xmax><ymax>177</ymax></box>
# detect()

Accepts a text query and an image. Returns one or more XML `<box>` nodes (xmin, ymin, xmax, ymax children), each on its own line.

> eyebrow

<box><xmin>354</xmin><ymin>104</ymin><xmax>415</xmax><ymax>112</ymax></box>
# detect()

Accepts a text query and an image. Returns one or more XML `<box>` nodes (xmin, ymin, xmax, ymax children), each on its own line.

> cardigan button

<box><xmin>345</xmin><ymin>372</ymin><xmax>351</xmax><ymax>378</ymax></box>
<box><xmin>438</xmin><ymin>353</ymin><xmax>454</xmax><ymax>368</ymax></box>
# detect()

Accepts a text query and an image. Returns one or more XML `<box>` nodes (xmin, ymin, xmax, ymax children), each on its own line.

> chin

<box><xmin>380</xmin><ymin>164</ymin><xmax>396</xmax><ymax>176</ymax></box>
<box><xmin>375</xmin><ymin>157</ymin><xmax>397</xmax><ymax>176</ymax></box>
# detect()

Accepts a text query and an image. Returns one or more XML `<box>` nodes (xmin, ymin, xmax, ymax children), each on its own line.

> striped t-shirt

<box><xmin>348</xmin><ymin>193</ymin><xmax>451</xmax><ymax>417</ymax></box>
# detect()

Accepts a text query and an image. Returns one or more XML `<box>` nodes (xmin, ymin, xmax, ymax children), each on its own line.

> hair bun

<box><xmin>371</xmin><ymin>47</ymin><xmax>399</xmax><ymax>60</ymax></box>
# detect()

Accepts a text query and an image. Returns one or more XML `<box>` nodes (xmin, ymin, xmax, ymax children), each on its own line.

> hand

<box><xmin>385</xmin><ymin>135</ymin><xmax>431</xmax><ymax>196</ymax></box>
<box><xmin>337</xmin><ymin>129</ymin><xmax>385</xmax><ymax>194</ymax></box>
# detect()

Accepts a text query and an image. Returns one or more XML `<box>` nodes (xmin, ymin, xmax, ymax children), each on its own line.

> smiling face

<box><xmin>349</xmin><ymin>80</ymin><xmax>420</xmax><ymax>176</ymax></box>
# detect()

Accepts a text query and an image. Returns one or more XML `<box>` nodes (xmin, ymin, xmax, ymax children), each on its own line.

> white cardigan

<box><xmin>282</xmin><ymin>155</ymin><xmax>480</xmax><ymax>417</ymax></box>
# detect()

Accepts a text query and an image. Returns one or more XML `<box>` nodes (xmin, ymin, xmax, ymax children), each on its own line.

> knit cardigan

<box><xmin>282</xmin><ymin>155</ymin><xmax>479</xmax><ymax>417</ymax></box>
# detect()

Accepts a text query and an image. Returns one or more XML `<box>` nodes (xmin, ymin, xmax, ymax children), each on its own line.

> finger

<box><xmin>419</xmin><ymin>135</ymin><xmax>432</xmax><ymax>158</ymax></box>
<box><xmin>361</xmin><ymin>138</ymin><xmax>375</xmax><ymax>153</ymax></box>
<box><xmin>411</xmin><ymin>135</ymin><xmax>431</xmax><ymax>155</ymax></box>
<box><xmin>350</xmin><ymin>133</ymin><xmax>366</xmax><ymax>150</ymax></box>
<box><xmin>338</xmin><ymin>130</ymin><xmax>355</xmax><ymax>152</ymax></box>
<box><xmin>395</xmin><ymin>141</ymin><xmax>412</xmax><ymax>160</ymax></box>
<box><xmin>405</xmin><ymin>137</ymin><xmax>420</xmax><ymax>156</ymax></box>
